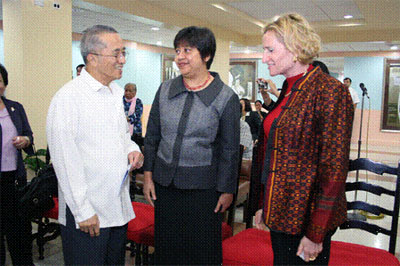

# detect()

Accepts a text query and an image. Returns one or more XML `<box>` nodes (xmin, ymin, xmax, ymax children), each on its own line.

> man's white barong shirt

<box><xmin>47</xmin><ymin>68</ymin><xmax>138</xmax><ymax>228</ymax></box>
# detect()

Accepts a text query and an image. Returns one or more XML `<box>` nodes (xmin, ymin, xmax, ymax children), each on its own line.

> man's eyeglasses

<box><xmin>91</xmin><ymin>50</ymin><xmax>129</xmax><ymax>60</ymax></box>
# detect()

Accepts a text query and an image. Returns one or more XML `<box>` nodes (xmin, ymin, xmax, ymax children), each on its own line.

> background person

<box><xmin>254</xmin><ymin>100</ymin><xmax>268</xmax><ymax>120</ymax></box>
<box><xmin>240</xmin><ymin>98</ymin><xmax>261</xmax><ymax>141</ymax></box>
<box><xmin>143</xmin><ymin>26</ymin><xmax>240</xmax><ymax>265</ymax></box>
<box><xmin>47</xmin><ymin>25</ymin><xmax>143</xmax><ymax>266</ymax></box>
<box><xmin>123</xmin><ymin>82</ymin><xmax>143</xmax><ymax>147</ymax></box>
<box><xmin>343</xmin><ymin>77</ymin><xmax>360</xmax><ymax>109</ymax></box>
<box><xmin>254</xmin><ymin>13</ymin><xmax>354</xmax><ymax>265</ymax></box>
<box><xmin>240</xmin><ymin>119</ymin><xmax>253</xmax><ymax>160</ymax></box>
<box><xmin>76</xmin><ymin>64</ymin><xmax>85</xmax><ymax>76</ymax></box>
<box><xmin>0</xmin><ymin>63</ymin><xmax>34</xmax><ymax>266</ymax></box>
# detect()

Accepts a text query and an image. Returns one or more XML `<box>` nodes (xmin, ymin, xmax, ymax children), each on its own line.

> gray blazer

<box><xmin>144</xmin><ymin>72</ymin><xmax>240</xmax><ymax>193</ymax></box>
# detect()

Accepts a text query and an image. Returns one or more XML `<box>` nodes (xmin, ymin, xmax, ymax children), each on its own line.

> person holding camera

<box><xmin>0</xmin><ymin>64</ymin><xmax>34</xmax><ymax>266</ymax></box>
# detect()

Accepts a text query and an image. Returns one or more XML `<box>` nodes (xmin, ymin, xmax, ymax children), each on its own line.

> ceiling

<box><xmin>76</xmin><ymin>0</ymin><xmax>400</xmax><ymax>51</ymax></box>
<box><xmin>72</xmin><ymin>0</ymin><xmax>400</xmax><ymax>73</ymax></box>
<box><xmin>2</xmin><ymin>0</ymin><xmax>400</xmax><ymax>73</ymax></box>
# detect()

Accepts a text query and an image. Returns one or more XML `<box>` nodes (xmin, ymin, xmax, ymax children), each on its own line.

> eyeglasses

<box><xmin>90</xmin><ymin>50</ymin><xmax>129</xmax><ymax>60</ymax></box>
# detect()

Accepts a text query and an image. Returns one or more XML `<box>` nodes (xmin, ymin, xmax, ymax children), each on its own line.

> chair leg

<box><xmin>243</xmin><ymin>195</ymin><xmax>249</xmax><ymax>223</ymax></box>
<box><xmin>35</xmin><ymin>218</ymin><xmax>45</xmax><ymax>260</ymax></box>
<box><xmin>143</xmin><ymin>245</ymin><xmax>149</xmax><ymax>265</ymax></box>
<box><xmin>135</xmin><ymin>243</ymin><xmax>142</xmax><ymax>265</ymax></box>
<box><xmin>128</xmin><ymin>241</ymin><xmax>134</xmax><ymax>257</ymax></box>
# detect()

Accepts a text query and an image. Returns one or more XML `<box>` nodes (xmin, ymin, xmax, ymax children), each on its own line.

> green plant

<box><xmin>24</xmin><ymin>148</ymin><xmax>47</xmax><ymax>173</ymax></box>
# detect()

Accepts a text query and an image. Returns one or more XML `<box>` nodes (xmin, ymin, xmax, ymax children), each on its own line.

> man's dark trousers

<box><xmin>60</xmin><ymin>206</ymin><xmax>127</xmax><ymax>265</ymax></box>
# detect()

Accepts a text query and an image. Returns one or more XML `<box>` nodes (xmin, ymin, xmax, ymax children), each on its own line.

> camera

<box><xmin>258</xmin><ymin>80</ymin><xmax>268</xmax><ymax>90</ymax></box>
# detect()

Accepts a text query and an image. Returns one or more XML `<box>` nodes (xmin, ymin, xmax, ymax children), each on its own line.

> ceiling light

<box><xmin>156</xmin><ymin>41</ymin><xmax>162</xmax><ymax>46</ymax></box>
<box><xmin>338</xmin><ymin>23</ymin><xmax>362</xmax><ymax>27</ymax></box>
<box><xmin>211</xmin><ymin>4</ymin><xmax>227</xmax><ymax>12</ymax></box>
<box><xmin>151</xmin><ymin>27</ymin><xmax>160</xmax><ymax>31</ymax></box>
<box><xmin>390</xmin><ymin>45</ymin><xmax>398</xmax><ymax>50</ymax></box>
<box><xmin>344</xmin><ymin>15</ymin><xmax>353</xmax><ymax>19</ymax></box>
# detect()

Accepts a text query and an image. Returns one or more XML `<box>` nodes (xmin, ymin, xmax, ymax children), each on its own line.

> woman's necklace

<box><xmin>183</xmin><ymin>72</ymin><xmax>211</xmax><ymax>91</ymax></box>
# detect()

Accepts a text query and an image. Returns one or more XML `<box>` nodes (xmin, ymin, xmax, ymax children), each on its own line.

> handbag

<box><xmin>19</xmin><ymin>147</ymin><xmax>58</xmax><ymax>219</ymax></box>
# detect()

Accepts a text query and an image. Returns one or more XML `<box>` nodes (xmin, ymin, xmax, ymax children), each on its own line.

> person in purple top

<box><xmin>0</xmin><ymin>63</ymin><xmax>34</xmax><ymax>266</ymax></box>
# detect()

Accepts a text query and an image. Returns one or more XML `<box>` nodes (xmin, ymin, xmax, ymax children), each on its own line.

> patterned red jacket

<box><xmin>260</xmin><ymin>66</ymin><xmax>354</xmax><ymax>243</ymax></box>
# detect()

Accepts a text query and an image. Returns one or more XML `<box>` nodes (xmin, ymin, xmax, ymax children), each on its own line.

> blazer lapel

<box><xmin>3</xmin><ymin>98</ymin><xmax>20</xmax><ymax>133</ymax></box>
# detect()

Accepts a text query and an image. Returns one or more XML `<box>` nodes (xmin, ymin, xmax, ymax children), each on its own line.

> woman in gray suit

<box><xmin>143</xmin><ymin>26</ymin><xmax>240</xmax><ymax>265</ymax></box>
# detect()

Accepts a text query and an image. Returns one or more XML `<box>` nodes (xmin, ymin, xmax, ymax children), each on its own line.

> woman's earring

<box><xmin>293</xmin><ymin>56</ymin><xmax>298</xmax><ymax>62</ymax></box>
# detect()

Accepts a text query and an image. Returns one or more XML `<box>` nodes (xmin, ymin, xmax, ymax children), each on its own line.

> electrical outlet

<box><xmin>53</xmin><ymin>2</ymin><xmax>61</xmax><ymax>9</ymax></box>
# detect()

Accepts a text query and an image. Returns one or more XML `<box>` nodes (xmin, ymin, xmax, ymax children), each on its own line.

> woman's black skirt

<box><xmin>154</xmin><ymin>182</ymin><xmax>222</xmax><ymax>265</ymax></box>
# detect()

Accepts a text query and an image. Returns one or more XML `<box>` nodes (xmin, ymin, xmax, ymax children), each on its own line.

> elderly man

<box><xmin>47</xmin><ymin>25</ymin><xmax>143</xmax><ymax>265</ymax></box>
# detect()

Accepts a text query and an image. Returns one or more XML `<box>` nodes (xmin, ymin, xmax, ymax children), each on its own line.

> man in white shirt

<box><xmin>47</xmin><ymin>25</ymin><xmax>143</xmax><ymax>265</ymax></box>
<box><xmin>344</xmin><ymin>77</ymin><xmax>360</xmax><ymax>109</ymax></box>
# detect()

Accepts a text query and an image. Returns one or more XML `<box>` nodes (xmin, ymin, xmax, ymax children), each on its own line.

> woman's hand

<box><xmin>214</xmin><ymin>193</ymin><xmax>233</xmax><ymax>213</ymax></box>
<box><xmin>143</xmin><ymin>171</ymin><xmax>157</xmax><ymax>207</ymax></box>
<box><xmin>254</xmin><ymin>209</ymin><xmax>268</xmax><ymax>230</ymax></box>
<box><xmin>12</xmin><ymin>136</ymin><xmax>30</xmax><ymax>149</ymax></box>
<box><xmin>296</xmin><ymin>236</ymin><xmax>323</xmax><ymax>262</ymax></box>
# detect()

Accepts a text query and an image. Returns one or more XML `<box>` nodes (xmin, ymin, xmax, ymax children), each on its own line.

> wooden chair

<box><xmin>126</xmin><ymin>201</ymin><xmax>155</xmax><ymax>265</ymax></box>
<box><xmin>223</xmin><ymin>144</ymin><xmax>274</xmax><ymax>265</ymax></box>
<box><xmin>127</xmin><ymin>145</ymin><xmax>244</xmax><ymax>265</ymax></box>
<box><xmin>236</xmin><ymin>159</ymin><xmax>251</xmax><ymax>222</ymax></box>
<box><xmin>329</xmin><ymin>158</ymin><xmax>400</xmax><ymax>265</ymax></box>
<box><xmin>223</xmin><ymin>157</ymin><xmax>400</xmax><ymax>265</ymax></box>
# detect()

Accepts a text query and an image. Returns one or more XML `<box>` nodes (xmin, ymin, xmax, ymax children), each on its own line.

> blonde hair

<box><xmin>264</xmin><ymin>13</ymin><xmax>321</xmax><ymax>64</ymax></box>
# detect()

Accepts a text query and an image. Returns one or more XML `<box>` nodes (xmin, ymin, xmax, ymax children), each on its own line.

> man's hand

<box><xmin>143</xmin><ymin>171</ymin><xmax>156</xmax><ymax>207</ymax></box>
<box><xmin>78</xmin><ymin>214</ymin><xmax>100</xmax><ymax>237</ymax></box>
<box><xmin>296</xmin><ymin>236</ymin><xmax>323</xmax><ymax>262</ymax></box>
<box><xmin>214</xmin><ymin>193</ymin><xmax>233</xmax><ymax>213</ymax></box>
<box><xmin>128</xmin><ymin>151</ymin><xmax>144</xmax><ymax>170</ymax></box>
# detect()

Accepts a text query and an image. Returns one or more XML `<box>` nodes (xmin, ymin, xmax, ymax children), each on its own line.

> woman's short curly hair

<box><xmin>264</xmin><ymin>13</ymin><xmax>321</xmax><ymax>64</ymax></box>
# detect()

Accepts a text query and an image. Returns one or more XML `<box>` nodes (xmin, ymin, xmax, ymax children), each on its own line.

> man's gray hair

<box><xmin>80</xmin><ymin>25</ymin><xmax>118</xmax><ymax>64</ymax></box>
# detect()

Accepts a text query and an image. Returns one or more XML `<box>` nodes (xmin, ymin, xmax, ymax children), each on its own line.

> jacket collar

<box><xmin>168</xmin><ymin>72</ymin><xmax>224</xmax><ymax>106</ymax></box>
<box><xmin>2</xmin><ymin>96</ymin><xmax>18</xmax><ymax>125</ymax></box>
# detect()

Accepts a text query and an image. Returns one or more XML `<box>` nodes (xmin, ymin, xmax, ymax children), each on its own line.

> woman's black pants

<box><xmin>0</xmin><ymin>171</ymin><xmax>33</xmax><ymax>266</ymax></box>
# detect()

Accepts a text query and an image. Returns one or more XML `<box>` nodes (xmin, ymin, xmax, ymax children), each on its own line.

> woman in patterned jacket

<box><xmin>255</xmin><ymin>13</ymin><xmax>354</xmax><ymax>265</ymax></box>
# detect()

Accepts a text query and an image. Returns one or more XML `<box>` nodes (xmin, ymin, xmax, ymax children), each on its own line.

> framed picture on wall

<box><xmin>382</xmin><ymin>59</ymin><xmax>400</xmax><ymax>131</ymax></box>
<box><xmin>162</xmin><ymin>54</ymin><xmax>180</xmax><ymax>81</ymax></box>
<box><xmin>229</xmin><ymin>60</ymin><xmax>257</xmax><ymax>101</ymax></box>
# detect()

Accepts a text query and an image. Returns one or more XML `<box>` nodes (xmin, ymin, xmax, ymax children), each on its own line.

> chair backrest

<box><xmin>245</xmin><ymin>143</ymin><xmax>263</xmax><ymax>228</ymax></box>
<box><xmin>341</xmin><ymin>158</ymin><xmax>400</xmax><ymax>254</ymax></box>
<box><xmin>226</xmin><ymin>145</ymin><xmax>244</xmax><ymax>227</ymax></box>
<box><xmin>240</xmin><ymin>159</ymin><xmax>252</xmax><ymax>181</ymax></box>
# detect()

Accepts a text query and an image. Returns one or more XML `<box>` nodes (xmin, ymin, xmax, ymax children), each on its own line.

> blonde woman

<box><xmin>254</xmin><ymin>13</ymin><xmax>354</xmax><ymax>265</ymax></box>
